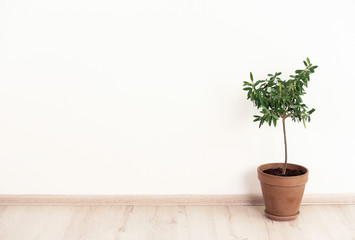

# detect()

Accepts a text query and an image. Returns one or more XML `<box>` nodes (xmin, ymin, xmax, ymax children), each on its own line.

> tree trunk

<box><xmin>282</xmin><ymin>117</ymin><xmax>288</xmax><ymax>175</ymax></box>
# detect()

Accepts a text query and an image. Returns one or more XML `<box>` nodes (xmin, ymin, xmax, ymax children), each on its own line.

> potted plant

<box><xmin>243</xmin><ymin>58</ymin><xmax>318</xmax><ymax>221</ymax></box>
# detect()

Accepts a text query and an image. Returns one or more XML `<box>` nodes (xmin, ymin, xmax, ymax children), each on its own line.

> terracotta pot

<box><xmin>257</xmin><ymin>163</ymin><xmax>308</xmax><ymax>221</ymax></box>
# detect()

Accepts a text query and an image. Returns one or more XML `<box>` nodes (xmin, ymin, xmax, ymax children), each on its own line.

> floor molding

<box><xmin>0</xmin><ymin>194</ymin><xmax>354</xmax><ymax>206</ymax></box>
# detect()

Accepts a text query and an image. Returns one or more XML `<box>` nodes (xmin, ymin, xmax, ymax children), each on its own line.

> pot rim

<box><xmin>257</xmin><ymin>163</ymin><xmax>309</xmax><ymax>186</ymax></box>
<box><xmin>258</xmin><ymin>162</ymin><xmax>308</xmax><ymax>178</ymax></box>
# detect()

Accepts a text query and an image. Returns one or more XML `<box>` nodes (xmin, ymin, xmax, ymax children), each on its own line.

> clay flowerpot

<box><xmin>257</xmin><ymin>163</ymin><xmax>308</xmax><ymax>221</ymax></box>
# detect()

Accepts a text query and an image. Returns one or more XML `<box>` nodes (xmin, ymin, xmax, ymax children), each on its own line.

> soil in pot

<box><xmin>263</xmin><ymin>167</ymin><xmax>306</xmax><ymax>177</ymax></box>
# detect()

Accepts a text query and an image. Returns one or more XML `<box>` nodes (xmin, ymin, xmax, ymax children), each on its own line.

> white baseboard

<box><xmin>0</xmin><ymin>194</ymin><xmax>354</xmax><ymax>206</ymax></box>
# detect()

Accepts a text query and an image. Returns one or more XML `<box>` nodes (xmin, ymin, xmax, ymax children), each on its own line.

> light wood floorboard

<box><xmin>0</xmin><ymin>205</ymin><xmax>354</xmax><ymax>240</ymax></box>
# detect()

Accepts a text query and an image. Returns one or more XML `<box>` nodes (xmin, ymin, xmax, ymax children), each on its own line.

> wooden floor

<box><xmin>0</xmin><ymin>205</ymin><xmax>354</xmax><ymax>240</ymax></box>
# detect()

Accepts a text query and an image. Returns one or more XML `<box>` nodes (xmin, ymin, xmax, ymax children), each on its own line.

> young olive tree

<box><xmin>243</xmin><ymin>58</ymin><xmax>317</xmax><ymax>175</ymax></box>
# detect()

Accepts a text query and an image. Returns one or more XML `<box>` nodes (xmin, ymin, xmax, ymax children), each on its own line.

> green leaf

<box><xmin>261</xmin><ymin>105</ymin><xmax>269</xmax><ymax>113</ymax></box>
<box><xmin>307</xmin><ymin>58</ymin><xmax>311</xmax><ymax>65</ymax></box>
<box><xmin>303</xmin><ymin>118</ymin><xmax>306</xmax><ymax>128</ymax></box>
<box><xmin>253</xmin><ymin>115</ymin><xmax>260</xmax><ymax>122</ymax></box>
<box><xmin>254</xmin><ymin>80</ymin><xmax>264</xmax><ymax>86</ymax></box>
<box><xmin>308</xmin><ymin>108</ymin><xmax>316</xmax><ymax>114</ymax></box>
<box><xmin>245</xmin><ymin>59</ymin><xmax>317</xmax><ymax>129</ymax></box>
<box><xmin>268</xmin><ymin>116</ymin><xmax>272</xmax><ymax>126</ymax></box>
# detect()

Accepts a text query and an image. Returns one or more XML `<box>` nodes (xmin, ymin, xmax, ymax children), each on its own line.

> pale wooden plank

<box><xmin>0</xmin><ymin>206</ymin><xmax>7</xmax><ymax>219</ymax></box>
<box><xmin>0</xmin><ymin>205</ymin><xmax>354</xmax><ymax>240</ymax></box>
<box><xmin>176</xmin><ymin>206</ymin><xmax>192</xmax><ymax>240</ymax></box>
<box><xmin>148</xmin><ymin>206</ymin><xmax>179</xmax><ymax>240</ymax></box>
<box><xmin>62</xmin><ymin>205</ymin><xmax>132</xmax><ymax>240</ymax></box>
<box><xmin>21</xmin><ymin>206</ymin><xmax>73</xmax><ymax>240</ymax></box>
<box><xmin>0</xmin><ymin>206</ymin><xmax>31</xmax><ymax>240</ymax></box>
<box><xmin>340</xmin><ymin>205</ymin><xmax>355</xmax><ymax>236</ymax></box>
<box><xmin>308</xmin><ymin>205</ymin><xmax>355</xmax><ymax>239</ymax></box>
<box><xmin>60</xmin><ymin>206</ymin><xmax>91</xmax><ymax>239</ymax></box>
<box><xmin>0</xmin><ymin>206</ymin><xmax>72</xmax><ymax>240</ymax></box>
<box><xmin>120</xmin><ymin>206</ymin><xmax>161</xmax><ymax>240</ymax></box>
<box><xmin>183</xmin><ymin>206</ymin><xmax>218</xmax><ymax>240</ymax></box>
<box><xmin>210</xmin><ymin>206</ymin><xmax>241</xmax><ymax>240</ymax></box>
<box><xmin>227</xmin><ymin>205</ymin><xmax>272</xmax><ymax>240</ymax></box>
<box><xmin>297</xmin><ymin>205</ymin><xmax>339</xmax><ymax>240</ymax></box>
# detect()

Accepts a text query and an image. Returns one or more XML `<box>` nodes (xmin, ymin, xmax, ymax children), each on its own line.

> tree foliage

<box><xmin>243</xmin><ymin>58</ymin><xmax>317</xmax><ymax>127</ymax></box>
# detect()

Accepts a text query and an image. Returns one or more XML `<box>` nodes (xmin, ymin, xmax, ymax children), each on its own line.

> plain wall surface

<box><xmin>1</xmin><ymin>0</ymin><xmax>354</xmax><ymax>194</ymax></box>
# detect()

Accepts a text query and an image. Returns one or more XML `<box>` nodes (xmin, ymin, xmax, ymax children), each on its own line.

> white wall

<box><xmin>1</xmin><ymin>0</ymin><xmax>354</xmax><ymax>195</ymax></box>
